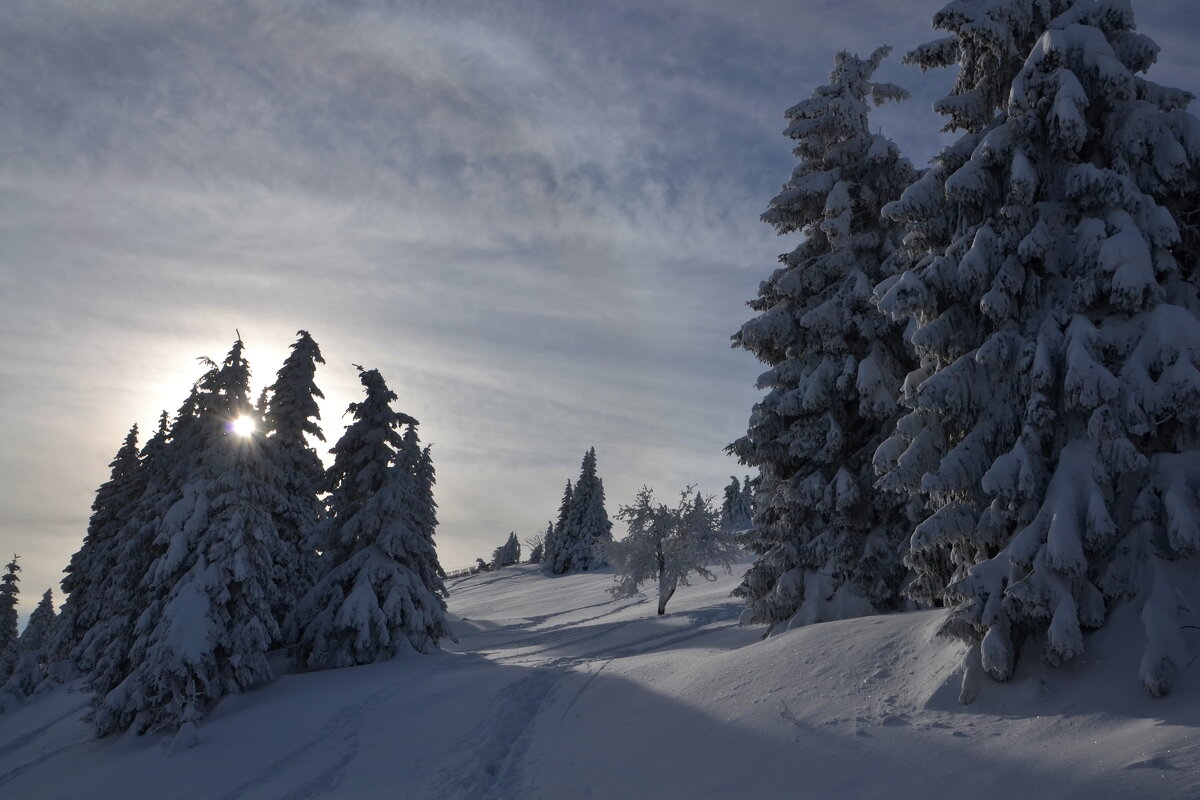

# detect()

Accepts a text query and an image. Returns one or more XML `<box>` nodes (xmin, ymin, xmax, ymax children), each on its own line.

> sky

<box><xmin>2</xmin><ymin>0</ymin><xmax>1198</xmax><ymax>620</ymax></box>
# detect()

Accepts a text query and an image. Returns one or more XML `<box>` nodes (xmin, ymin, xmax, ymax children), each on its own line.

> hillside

<box><xmin>1</xmin><ymin>561</ymin><xmax>1197</xmax><ymax>799</ymax></box>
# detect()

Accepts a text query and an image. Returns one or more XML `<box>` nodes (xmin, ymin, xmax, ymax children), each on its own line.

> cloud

<box><xmin>1</xmin><ymin>0</ymin><xmax>1197</xmax><ymax>611</ymax></box>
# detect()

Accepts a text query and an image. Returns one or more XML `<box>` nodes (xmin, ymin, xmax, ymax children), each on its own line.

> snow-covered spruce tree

<box><xmin>549</xmin><ymin>448</ymin><xmax>613</xmax><ymax>574</ymax></box>
<box><xmin>874</xmin><ymin>0</ymin><xmax>1077</xmax><ymax>608</ymax></box>
<box><xmin>79</xmin><ymin>411</ymin><xmax>172</xmax><ymax>720</ymax></box>
<box><xmin>729</xmin><ymin>47</ymin><xmax>918</xmax><ymax>631</ymax></box>
<box><xmin>875</xmin><ymin>0</ymin><xmax>1200</xmax><ymax>695</ymax></box>
<box><xmin>392</xmin><ymin>425</ymin><xmax>448</xmax><ymax>593</ymax></box>
<box><xmin>608</xmin><ymin>487</ymin><xmax>740</xmax><ymax>615</ymax></box>
<box><xmin>95</xmin><ymin>338</ymin><xmax>288</xmax><ymax>734</ymax></box>
<box><xmin>6</xmin><ymin>588</ymin><xmax>56</xmax><ymax>697</ymax></box>
<box><xmin>720</xmin><ymin>476</ymin><xmax>755</xmax><ymax>534</ymax></box>
<box><xmin>290</xmin><ymin>367</ymin><xmax>448</xmax><ymax>670</ymax></box>
<box><xmin>87</xmin><ymin>386</ymin><xmax>217</xmax><ymax>735</ymax></box>
<box><xmin>0</xmin><ymin>555</ymin><xmax>21</xmax><ymax>681</ymax></box>
<box><xmin>413</xmin><ymin>440</ymin><xmax>446</xmax><ymax>583</ymax></box>
<box><xmin>55</xmin><ymin>424</ymin><xmax>142</xmax><ymax>668</ymax></box>
<box><xmin>262</xmin><ymin>329</ymin><xmax>326</xmax><ymax>630</ymax></box>
<box><xmin>541</xmin><ymin>480</ymin><xmax>573</xmax><ymax>574</ymax></box>
<box><xmin>491</xmin><ymin>532</ymin><xmax>522</xmax><ymax>569</ymax></box>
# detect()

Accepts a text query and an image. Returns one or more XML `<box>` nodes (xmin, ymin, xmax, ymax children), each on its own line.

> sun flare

<box><xmin>230</xmin><ymin>416</ymin><xmax>256</xmax><ymax>437</ymax></box>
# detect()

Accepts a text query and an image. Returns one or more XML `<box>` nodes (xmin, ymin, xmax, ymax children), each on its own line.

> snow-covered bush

<box><xmin>527</xmin><ymin>528</ymin><xmax>547</xmax><ymax>564</ymax></box>
<box><xmin>491</xmin><ymin>532</ymin><xmax>522</xmax><ymax>569</ymax></box>
<box><xmin>607</xmin><ymin>487</ymin><xmax>741</xmax><ymax>615</ymax></box>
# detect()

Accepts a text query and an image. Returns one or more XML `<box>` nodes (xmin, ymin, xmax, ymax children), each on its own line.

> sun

<box><xmin>230</xmin><ymin>416</ymin><xmax>257</xmax><ymax>437</ymax></box>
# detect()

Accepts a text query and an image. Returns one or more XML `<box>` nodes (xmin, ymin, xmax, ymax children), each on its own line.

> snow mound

<box><xmin>1</xmin><ymin>561</ymin><xmax>1196</xmax><ymax>799</ymax></box>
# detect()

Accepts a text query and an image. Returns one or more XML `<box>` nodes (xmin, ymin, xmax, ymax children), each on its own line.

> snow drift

<box><xmin>0</xmin><ymin>561</ymin><xmax>1196</xmax><ymax>799</ymax></box>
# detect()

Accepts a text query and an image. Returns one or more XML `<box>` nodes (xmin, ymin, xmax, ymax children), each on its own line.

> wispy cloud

<box><xmin>1</xmin><ymin>0</ymin><xmax>1196</xmax><ymax>605</ymax></box>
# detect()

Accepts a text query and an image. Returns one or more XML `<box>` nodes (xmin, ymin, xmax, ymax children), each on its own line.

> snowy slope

<box><xmin>1</xmin><ymin>561</ymin><xmax>1197</xmax><ymax>799</ymax></box>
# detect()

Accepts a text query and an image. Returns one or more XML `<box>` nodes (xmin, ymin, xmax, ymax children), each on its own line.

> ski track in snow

<box><xmin>554</xmin><ymin>658</ymin><xmax>611</xmax><ymax>724</ymax></box>
<box><xmin>0</xmin><ymin>740</ymin><xmax>82</xmax><ymax>787</ymax></box>
<box><xmin>9</xmin><ymin>566</ymin><xmax>1190</xmax><ymax>799</ymax></box>
<box><xmin>0</xmin><ymin>698</ymin><xmax>92</xmax><ymax>786</ymax></box>
<box><xmin>0</xmin><ymin>700</ymin><xmax>89</xmax><ymax>759</ymax></box>
<box><xmin>427</xmin><ymin>586</ymin><xmax>750</xmax><ymax>799</ymax></box>
<box><xmin>217</xmin><ymin>681</ymin><xmax>407</xmax><ymax>800</ymax></box>
<box><xmin>215</xmin><ymin>581</ymin><xmax>719</xmax><ymax>800</ymax></box>
<box><xmin>430</xmin><ymin>666</ymin><xmax>565</xmax><ymax>800</ymax></box>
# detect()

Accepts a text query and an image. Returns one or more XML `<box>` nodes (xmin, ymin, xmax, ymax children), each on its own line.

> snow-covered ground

<box><xmin>1</xmin><ymin>561</ymin><xmax>1197</xmax><ymax>799</ymax></box>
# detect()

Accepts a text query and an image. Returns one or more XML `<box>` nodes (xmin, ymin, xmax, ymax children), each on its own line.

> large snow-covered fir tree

<box><xmin>95</xmin><ymin>338</ymin><xmax>289</xmax><ymax>733</ymax></box>
<box><xmin>730</xmin><ymin>47</ymin><xmax>918</xmax><ymax>631</ymax></box>
<box><xmin>548</xmin><ymin>449</ymin><xmax>613</xmax><ymax>574</ymax></box>
<box><xmin>6</xmin><ymin>588</ymin><xmax>56</xmax><ymax>697</ymax></box>
<box><xmin>55</xmin><ymin>424</ymin><xmax>142</xmax><ymax>668</ymax></box>
<box><xmin>262</xmin><ymin>329</ymin><xmax>326</xmax><ymax>629</ymax></box>
<box><xmin>290</xmin><ymin>367</ymin><xmax>448</xmax><ymax>670</ymax></box>
<box><xmin>0</xmin><ymin>555</ymin><xmax>21</xmax><ymax>681</ymax></box>
<box><xmin>608</xmin><ymin>487</ymin><xmax>741</xmax><ymax>615</ymax></box>
<box><xmin>874</xmin><ymin>0</ymin><xmax>1200</xmax><ymax>695</ymax></box>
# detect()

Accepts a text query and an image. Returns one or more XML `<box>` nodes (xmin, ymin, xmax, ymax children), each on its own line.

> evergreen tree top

<box><xmin>19</xmin><ymin>588</ymin><xmax>54</xmax><ymax>650</ymax></box>
<box><xmin>211</xmin><ymin>337</ymin><xmax>253</xmax><ymax>417</ymax></box>
<box><xmin>344</xmin><ymin>367</ymin><xmax>417</xmax><ymax>430</ymax></box>
<box><xmin>786</xmin><ymin>45</ymin><xmax>908</xmax><ymax>130</ymax></box>
<box><xmin>757</xmin><ymin>45</ymin><xmax>915</xmax><ymax>287</ymax></box>
<box><xmin>0</xmin><ymin>555</ymin><xmax>20</xmax><ymax>615</ymax></box>
<box><xmin>140</xmin><ymin>411</ymin><xmax>172</xmax><ymax>468</ymax></box>
<box><xmin>0</xmin><ymin>556</ymin><xmax>21</xmax><ymax>667</ymax></box>
<box><xmin>327</xmin><ymin>367</ymin><xmax>417</xmax><ymax>511</ymax></box>
<box><xmin>116</xmin><ymin>424</ymin><xmax>139</xmax><ymax>458</ymax></box>
<box><xmin>92</xmin><ymin>424</ymin><xmax>141</xmax><ymax>513</ymax></box>
<box><xmin>63</xmin><ymin>423</ymin><xmax>143</xmax><ymax>596</ymax></box>
<box><xmin>905</xmin><ymin>0</ymin><xmax>1075</xmax><ymax>133</ymax></box>
<box><xmin>580</xmin><ymin>448</ymin><xmax>599</xmax><ymax>480</ymax></box>
<box><xmin>266</xmin><ymin>330</ymin><xmax>326</xmax><ymax>445</ymax></box>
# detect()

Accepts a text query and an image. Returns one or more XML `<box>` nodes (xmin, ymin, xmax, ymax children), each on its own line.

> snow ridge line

<box><xmin>459</xmin><ymin>596</ymin><xmax>648</xmax><ymax>653</ymax></box>
<box><xmin>485</xmin><ymin>600</ymin><xmax>739</xmax><ymax>667</ymax></box>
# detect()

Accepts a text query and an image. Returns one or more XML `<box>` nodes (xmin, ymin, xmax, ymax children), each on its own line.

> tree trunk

<box><xmin>657</xmin><ymin>572</ymin><xmax>677</xmax><ymax>616</ymax></box>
